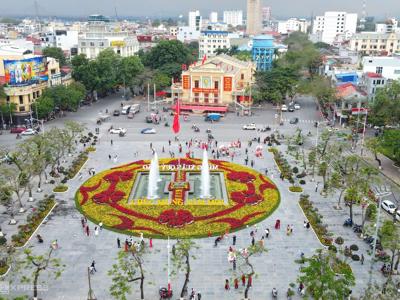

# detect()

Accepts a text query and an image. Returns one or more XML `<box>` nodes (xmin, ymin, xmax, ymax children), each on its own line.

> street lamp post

<box><xmin>368</xmin><ymin>185</ymin><xmax>392</xmax><ymax>286</ymax></box>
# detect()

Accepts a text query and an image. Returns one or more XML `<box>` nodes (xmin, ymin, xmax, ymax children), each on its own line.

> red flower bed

<box><xmin>168</xmin><ymin>158</ymin><xmax>198</xmax><ymax>166</ymax></box>
<box><xmin>93</xmin><ymin>190</ymin><xmax>125</xmax><ymax>204</ymax></box>
<box><xmin>231</xmin><ymin>183</ymin><xmax>262</xmax><ymax>205</ymax></box>
<box><xmin>104</xmin><ymin>171</ymin><xmax>133</xmax><ymax>183</ymax></box>
<box><xmin>158</xmin><ymin>209</ymin><xmax>194</xmax><ymax>228</ymax></box>
<box><xmin>227</xmin><ymin>171</ymin><xmax>256</xmax><ymax>183</ymax></box>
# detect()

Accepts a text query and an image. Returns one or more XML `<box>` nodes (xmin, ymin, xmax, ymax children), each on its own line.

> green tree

<box><xmin>108</xmin><ymin>244</ymin><xmax>149</xmax><ymax>300</ymax></box>
<box><xmin>379</xmin><ymin>220</ymin><xmax>400</xmax><ymax>274</ymax></box>
<box><xmin>17</xmin><ymin>248</ymin><xmax>64</xmax><ymax>300</ymax></box>
<box><xmin>365</xmin><ymin>137</ymin><xmax>383</xmax><ymax>168</ymax></box>
<box><xmin>154</xmin><ymin>72</ymin><xmax>171</xmax><ymax>90</ymax></box>
<box><xmin>0</xmin><ymin>102</ymin><xmax>16</xmax><ymax>126</ymax></box>
<box><xmin>171</xmin><ymin>239</ymin><xmax>198</xmax><ymax>298</ymax></box>
<box><xmin>361</xmin><ymin>279</ymin><xmax>400</xmax><ymax>299</ymax></box>
<box><xmin>118</xmin><ymin>56</ymin><xmax>144</xmax><ymax>94</ymax></box>
<box><xmin>298</xmin><ymin>249</ymin><xmax>355</xmax><ymax>299</ymax></box>
<box><xmin>96</xmin><ymin>48</ymin><xmax>120</xmax><ymax>95</ymax></box>
<box><xmin>32</xmin><ymin>95</ymin><xmax>54</xmax><ymax>119</ymax></box>
<box><xmin>232</xmin><ymin>243</ymin><xmax>268</xmax><ymax>299</ymax></box>
<box><xmin>42</xmin><ymin>47</ymin><xmax>66</xmax><ymax>66</ymax></box>
<box><xmin>369</xmin><ymin>80</ymin><xmax>400</xmax><ymax>126</ymax></box>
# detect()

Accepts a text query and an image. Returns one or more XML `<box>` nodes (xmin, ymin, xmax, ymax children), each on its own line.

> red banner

<box><xmin>223</xmin><ymin>77</ymin><xmax>232</xmax><ymax>92</ymax></box>
<box><xmin>182</xmin><ymin>75</ymin><xmax>190</xmax><ymax>89</ymax></box>
<box><xmin>192</xmin><ymin>88</ymin><xmax>218</xmax><ymax>93</ymax></box>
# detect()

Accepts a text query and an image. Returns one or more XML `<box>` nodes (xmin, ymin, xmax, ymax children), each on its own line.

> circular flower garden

<box><xmin>75</xmin><ymin>158</ymin><xmax>280</xmax><ymax>238</ymax></box>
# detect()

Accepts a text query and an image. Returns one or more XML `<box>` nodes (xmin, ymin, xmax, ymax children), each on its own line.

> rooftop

<box><xmin>366</xmin><ymin>72</ymin><xmax>383</xmax><ymax>78</ymax></box>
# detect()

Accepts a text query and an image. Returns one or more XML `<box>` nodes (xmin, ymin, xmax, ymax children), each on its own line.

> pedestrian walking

<box><xmin>124</xmin><ymin>239</ymin><xmax>129</xmax><ymax>252</ymax></box>
<box><xmin>140</xmin><ymin>232</ymin><xmax>144</xmax><ymax>242</ymax></box>
<box><xmin>224</xmin><ymin>279</ymin><xmax>230</xmax><ymax>290</ymax></box>
<box><xmin>361</xmin><ymin>254</ymin><xmax>364</xmax><ymax>265</ymax></box>
<box><xmin>234</xmin><ymin>278</ymin><xmax>239</xmax><ymax>289</ymax></box>
<box><xmin>149</xmin><ymin>238</ymin><xmax>153</xmax><ymax>248</ymax></box>
<box><xmin>233</xmin><ymin>258</ymin><xmax>236</xmax><ymax>270</ymax></box>
<box><xmin>241</xmin><ymin>274</ymin><xmax>246</xmax><ymax>286</ymax></box>
<box><xmin>251</xmin><ymin>236</ymin><xmax>255</xmax><ymax>246</ymax></box>
<box><xmin>79</xmin><ymin>172</ymin><xmax>83</xmax><ymax>180</ymax></box>
<box><xmin>247</xmin><ymin>275</ymin><xmax>252</xmax><ymax>288</ymax></box>
<box><xmin>304</xmin><ymin>221</ymin><xmax>307</xmax><ymax>228</ymax></box>
<box><xmin>190</xmin><ymin>288</ymin><xmax>195</xmax><ymax>299</ymax></box>
<box><xmin>91</xmin><ymin>260</ymin><xmax>97</xmax><ymax>272</ymax></box>
<box><xmin>81</xmin><ymin>217</ymin><xmax>85</xmax><ymax>228</ymax></box>
<box><xmin>85</xmin><ymin>224</ymin><xmax>90</xmax><ymax>236</ymax></box>
<box><xmin>197</xmin><ymin>291</ymin><xmax>202</xmax><ymax>300</ymax></box>
<box><xmin>117</xmin><ymin>237</ymin><xmax>121</xmax><ymax>248</ymax></box>
<box><xmin>94</xmin><ymin>226</ymin><xmax>99</xmax><ymax>237</ymax></box>
<box><xmin>111</xmin><ymin>139</ymin><xmax>113</xmax><ymax>146</ymax></box>
<box><xmin>306</xmin><ymin>222</ymin><xmax>310</xmax><ymax>229</ymax></box>
<box><xmin>265</xmin><ymin>228</ymin><xmax>270</xmax><ymax>238</ymax></box>
<box><xmin>275</xmin><ymin>219</ymin><xmax>280</xmax><ymax>229</ymax></box>
<box><xmin>315</xmin><ymin>182</ymin><xmax>319</xmax><ymax>193</ymax></box>
<box><xmin>99</xmin><ymin>222</ymin><xmax>102</xmax><ymax>230</ymax></box>
<box><xmin>232</xmin><ymin>234</ymin><xmax>236</xmax><ymax>245</ymax></box>
<box><xmin>286</xmin><ymin>225</ymin><xmax>291</xmax><ymax>236</ymax></box>
<box><xmin>108</xmin><ymin>154</ymin><xmax>111</xmax><ymax>160</ymax></box>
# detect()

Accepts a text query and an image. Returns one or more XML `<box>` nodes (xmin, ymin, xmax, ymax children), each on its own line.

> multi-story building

<box><xmin>361</xmin><ymin>56</ymin><xmax>400</xmax><ymax>81</ymax></box>
<box><xmin>188</xmin><ymin>10</ymin><xmax>202</xmax><ymax>31</ymax></box>
<box><xmin>0</xmin><ymin>47</ymin><xmax>51</xmax><ymax>125</ymax></box>
<box><xmin>78</xmin><ymin>15</ymin><xmax>139</xmax><ymax>59</ymax></box>
<box><xmin>349</xmin><ymin>32</ymin><xmax>400</xmax><ymax>55</ymax></box>
<box><xmin>177</xmin><ymin>27</ymin><xmax>201</xmax><ymax>43</ymax></box>
<box><xmin>277</xmin><ymin>18</ymin><xmax>308</xmax><ymax>34</ymax></box>
<box><xmin>360</xmin><ymin>72</ymin><xmax>387</xmax><ymax>100</ymax></box>
<box><xmin>209</xmin><ymin>12</ymin><xmax>218</xmax><ymax>23</ymax></box>
<box><xmin>246</xmin><ymin>0</ymin><xmax>262</xmax><ymax>36</ymax></box>
<box><xmin>171</xmin><ymin>54</ymin><xmax>256</xmax><ymax>109</ymax></box>
<box><xmin>251</xmin><ymin>35</ymin><xmax>275</xmax><ymax>71</ymax></box>
<box><xmin>375</xmin><ymin>18</ymin><xmax>400</xmax><ymax>33</ymax></box>
<box><xmin>169</xmin><ymin>26</ymin><xmax>178</xmax><ymax>36</ymax></box>
<box><xmin>223</xmin><ymin>10</ymin><xmax>243</xmax><ymax>27</ymax></box>
<box><xmin>262</xmin><ymin>7</ymin><xmax>272</xmax><ymax>23</ymax></box>
<box><xmin>199</xmin><ymin>31</ymin><xmax>230</xmax><ymax>58</ymax></box>
<box><xmin>312</xmin><ymin>11</ymin><xmax>358</xmax><ymax>44</ymax></box>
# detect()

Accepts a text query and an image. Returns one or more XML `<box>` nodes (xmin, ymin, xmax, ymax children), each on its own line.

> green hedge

<box><xmin>53</xmin><ymin>185</ymin><xmax>69</xmax><ymax>193</ymax></box>
<box><xmin>67</xmin><ymin>152</ymin><xmax>88</xmax><ymax>179</ymax></box>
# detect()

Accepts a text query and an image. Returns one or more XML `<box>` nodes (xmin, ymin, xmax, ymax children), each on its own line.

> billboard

<box><xmin>3</xmin><ymin>57</ymin><xmax>48</xmax><ymax>86</ymax></box>
<box><xmin>223</xmin><ymin>77</ymin><xmax>232</xmax><ymax>92</ymax></box>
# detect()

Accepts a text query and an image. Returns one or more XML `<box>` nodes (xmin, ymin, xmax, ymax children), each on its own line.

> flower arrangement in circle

<box><xmin>75</xmin><ymin>158</ymin><xmax>280</xmax><ymax>238</ymax></box>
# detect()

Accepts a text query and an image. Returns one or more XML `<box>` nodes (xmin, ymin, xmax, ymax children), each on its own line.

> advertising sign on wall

<box><xmin>182</xmin><ymin>75</ymin><xmax>190</xmax><ymax>89</ymax></box>
<box><xmin>4</xmin><ymin>57</ymin><xmax>48</xmax><ymax>86</ymax></box>
<box><xmin>223</xmin><ymin>77</ymin><xmax>232</xmax><ymax>92</ymax></box>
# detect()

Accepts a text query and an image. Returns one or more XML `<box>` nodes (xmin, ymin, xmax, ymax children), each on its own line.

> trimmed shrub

<box><xmin>292</xmin><ymin>166</ymin><xmax>299</xmax><ymax>174</ymax></box>
<box><xmin>335</xmin><ymin>237</ymin><xmax>344</xmax><ymax>245</ymax></box>
<box><xmin>289</xmin><ymin>186</ymin><xmax>303</xmax><ymax>193</ymax></box>
<box><xmin>350</xmin><ymin>244</ymin><xmax>359</xmax><ymax>251</ymax></box>
<box><xmin>328</xmin><ymin>245</ymin><xmax>337</xmax><ymax>253</ymax></box>
<box><xmin>299</xmin><ymin>180</ymin><xmax>306</xmax><ymax>185</ymax></box>
<box><xmin>351</xmin><ymin>254</ymin><xmax>360</xmax><ymax>261</ymax></box>
<box><xmin>53</xmin><ymin>185</ymin><xmax>68</xmax><ymax>193</ymax></box>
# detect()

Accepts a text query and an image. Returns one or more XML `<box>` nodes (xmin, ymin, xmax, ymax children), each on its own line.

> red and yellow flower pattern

<box><xmin>75</xmin><ymin>158</ymin><xmax>280</xmax><ymax>238</ymax></box>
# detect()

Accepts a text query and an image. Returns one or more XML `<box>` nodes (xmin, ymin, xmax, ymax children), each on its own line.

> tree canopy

<box><xmin>42</xmin><ymin>47</ymin><xmax>66</xmax><ymax>66</ymax></box>
<box><xmin>369</xmin><ymin>80</ymin><xmax>400</xmax><ymax>126</ymax></box>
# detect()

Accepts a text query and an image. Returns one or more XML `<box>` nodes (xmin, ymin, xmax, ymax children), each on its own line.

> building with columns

<box><xmin>171</xmin><ymin>54</ymin><xmax>256</xmax><ymax>110</ymax></box>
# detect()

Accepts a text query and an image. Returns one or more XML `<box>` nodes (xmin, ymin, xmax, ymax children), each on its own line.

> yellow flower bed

<box><xmin>75</xmin><ymin>158</ymin><xmax>280</xmax><ymax>239</ymax></box>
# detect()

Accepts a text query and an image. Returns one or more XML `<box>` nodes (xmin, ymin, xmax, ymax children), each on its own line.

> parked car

<box><xmin>10</xmin><ymin>126</ymin><xmax>27</xmax><ymax>134</ymax></box>
<box><xmin>145</xmin><ymin>116</ymin><xmax>153</xmax><ymax>123</ymax></box>
<box><xmin>242</xmin><ymin>123</ymin><xmax>256</xmax><ymax>130</ymax></box>
<box><xmin>21</xmin><ymin>128</ymin><xmax>38</xmax><ymax>135</ymax></box>
<box><xmin>121</xmin><ymin>105</ymin><xmax>131</xmax><ymax>115</ymax></box>
<box><xmin>204</xmin><ymin>113</ymin><xmax>221</xmax><ymax>122</ymax></box>
<box><xmin>289</xmin><ymin>117</ymin><xmax>299</xmax><ymax>124</ymax></box>
<box><xmin>113</xmin><ymin>110</ymin><xmax>120</xmax><ymax>116</ymax></box>
<box><xmin>141</xmin><ymin>128</ymin><xmax>156</xmax><ymax>134</ymax></box>
<box><xmin>127</xmin><ymin>112</ymin><xmax>134</xmax><ymax>119</ymax></box>
<box><xmin>381</xmin><ymin>200</ymin><xmax>397</xmax><ymax>214</ymax></box>
<box><xmin>281</xmin><ymin>105</ymin><xmax>288</xmax><ymax>112</ymax></box>
<box><xmin>288</xmin><ymin>106</ymin><xmax>295</xmax><ymax>112</ymax></box>
<box><xmin>294</xmin><ymin>103</ymin><xmax>301</xmax><ymax>110</ymax></box>
<box><xmin>109</xmin><ymin>128</ymin><xmax>127</xmax><ymax>134</ymax></box>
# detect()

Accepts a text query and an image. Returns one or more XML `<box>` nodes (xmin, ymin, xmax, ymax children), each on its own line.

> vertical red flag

<box><xmin>172</xmin><ymin>99</ymin><xmax>180</xmax><ymax>134</ymax></box>
<box><xmin>201</xmin><ymin>54</ymin><xmax>207</xmax><ymax>65</ymax></box>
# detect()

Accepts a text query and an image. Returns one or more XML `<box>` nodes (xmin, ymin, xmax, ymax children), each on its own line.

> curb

<box><xmin>297</xmin><ymin>202</ymin><xmax>327</xmax><ymax>249</ymax></box>
<box><xmin>70</xmin><ymin>156</ymin><xmax>89</xmax><ymax>181</ymax></box>
<box><xmin>0</xmin><ymin>265</ymin><xmax>11</xmax><ymax>278</ymax></box>
<box><xmin>14</xmin><ymin>202</ymin><xmax>58</xmax><ymax>249</ymax></box>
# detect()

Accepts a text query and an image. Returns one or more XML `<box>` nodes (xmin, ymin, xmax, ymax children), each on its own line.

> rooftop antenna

<box><xmin>359</xmin><ymin>0</ymin><xmax>367</xmax><ymax>30</ymax></box>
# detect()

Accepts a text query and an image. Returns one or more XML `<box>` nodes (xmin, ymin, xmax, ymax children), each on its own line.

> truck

<box><xmin>204</xmin><ymin>113</ymin><xmax>221</xmax><ymax>122</ymax></box>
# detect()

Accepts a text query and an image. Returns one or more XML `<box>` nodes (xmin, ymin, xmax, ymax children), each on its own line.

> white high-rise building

<box><xmin>209</xmin><ymin>12</ymin><xmax>218</xmax><ymax>23</ymax></box>
<box><xmin>199</xmin><ymin>30</ymin><xmax>230</xmax><ymax>58</ymax></box>
<box><xmin>189</xmin><ymin>10</ymin><xmax>202</xmax><ymax>31</ymax></box>
<box><xmin>278</xmin><ymin>18</ymin><xmax>308</xmax><ymax>34</ymax></box>
<box><xmin>223</xmin><ymin>10</ymin><xmax>243</xmax><ymax>27</ymax></box>
<box><xmin>312</xmin><ymin>11</ymin><xmax>358</xmax><ymax>44</ymax></box>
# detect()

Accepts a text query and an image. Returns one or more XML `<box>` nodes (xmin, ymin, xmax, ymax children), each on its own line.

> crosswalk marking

<box><xmin>282</xmin><ymin>119</ymin><xmax>318</xmax><ymax>124</ymax></box>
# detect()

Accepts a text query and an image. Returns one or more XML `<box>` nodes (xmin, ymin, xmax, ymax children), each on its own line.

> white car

<box><xmin>109</xmin><ymin>128</ymin><xmax>127</xmax><ymax>134</ymax></box>
<box><xmin>21</xmin><ymin>128</ymin><xmax>38</xmax><ymax>135</ymax></box>
<box><xmin>381</xmin><ymin>200</ymin><xmax>397</xmax><ymax>214</ymax></box>
<box><xmin>396</xmin><ymin>210</ymin><xmax>400</xmax><ymax>222</ymax></box>
<box><xmin>141</xmin><ymin>128</ymin><xmax>156</xmax><ymax>134</ymax></box>
<box><xmin>294</xmin><ymin>103</ymin><xmax>301</xmax><ymax>110</ymax></box>
<box><xmin>281</xmin><ymin>105</ymin><xmax>288</xmax><ymax>112</ymax></box>
<box><xmin>242</xmin><ymin>123</ymin><xmax>256</xmax><ymax>130</ymax></box>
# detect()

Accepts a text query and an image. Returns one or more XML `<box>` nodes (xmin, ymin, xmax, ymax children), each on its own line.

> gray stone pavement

<box><xmin>1</xmin><ymin>94</ymin><xmax>389</xmax><ymax>299</ymax></box>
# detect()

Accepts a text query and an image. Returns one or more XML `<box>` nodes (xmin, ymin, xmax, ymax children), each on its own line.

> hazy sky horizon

<box><xmin>1</xmin><ymin>0</ymin><xmax>399</xmax><ymax>19</ymax></box>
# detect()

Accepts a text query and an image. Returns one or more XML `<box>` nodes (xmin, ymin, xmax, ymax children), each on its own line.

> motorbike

<box><xmin>159</xmin><ymin>287</ymin><xmax>172</xmax><ymax>299</ymax></box>
<box><xmin>353</xmin><ymin>224</ymin><xmax>362</xmax><ymax>233</ymax></box>
<box><xmin>343</xmin><ymin>218</ymin><xmax>353</xmax><ymax>227</ymax></box>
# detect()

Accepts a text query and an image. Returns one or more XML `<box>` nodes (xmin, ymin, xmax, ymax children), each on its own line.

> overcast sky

<box><xmin>1</xmin><ymin>0</ymin><xmax>399</xmax><ymax>19</ymax></box>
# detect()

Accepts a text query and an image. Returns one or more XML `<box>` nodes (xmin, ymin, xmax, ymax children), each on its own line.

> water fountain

<box><xmin>154</xmin><ymin>152</ymin><xmax>162</xmax><ymax>182</ymax></box>
<box><xmin>147</xmin><ymin>155</ymin><xmax>159</xmax><ymax>199</ymax></box>
<box><xmin>200</xmin><ymin>149</ymin><xmax>211</xmax><ymax>199</ymax></box>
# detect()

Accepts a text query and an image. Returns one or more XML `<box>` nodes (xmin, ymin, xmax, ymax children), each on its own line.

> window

<box><xmin>51</xmin><ymin>69</ymin><xmax>56</xmax><ymax>75</ymax></box>
<box><xmin>376</xmin><ymin>67</ymin><xmax>383</xmax><ymax>74</ymax></box>
<box><xmin>117</xmin><ymin>49</ymin><xmax>121</xmax><ymax>55</ymax></box>
<box><xmin>377</xmin><ymin>80</ymin><xmax>381</xmax><ymax>85</ymax></box>
<box><xmin>373</xmin><ymin>80</ymin><xmax>376</xmax><ymax>84</ymax></box>
<box><xmin>194</xmin><ymin>80</ymin><xmax>199</xmax><ymax>88</ymax></box>
<box><xmin>19</xmin><ymin>106</ymin><xmax>25</xmax><ymax>112</ymax></box>
<box><xmin>204</xmin><ymin>93</ymin><xmax>209</xmax><ymax>103</ymax></box>
<box><xmin>99</xmin><ymin>42</ymin><xmax>104</xmax><ymax>47</ymax></box>
<box><xmin>241</xmin><ymin>74</ymin><xmax>244</xmax><ymax>80</ymax></box>
<box><xmin>394</xmin><ymin>70</ymin><xmax>400</xmax><ymax>74</ymax></box>
<box><xmin>19</xmin><ymin>95</ymin><xmax>24</xmax><ymax>105</ymax></box>
<box><xmin>194</xmin><ymin>93</ymin><xmax>199</xmax><ymax>103</ymax></box>
<box><xmin>382</xmin><ymin>80</ymin><xmax>385</xmax><ymax>84</ymax></box>
<box><xmin>214</xmin><ymin>81</ymin><xmax>219</xmax><ymax>89</ymax></box>
<box><xmin>90</xmin><ymin>42</ymin><xmax>95</xmax><ymax>47</ymax></box>
<box><xmin>80</xmin><ymin>42</ymin><xmax>86</xmax><ymax>46</ymax></box>
<box><xmin>28</xmin><ymin>94</ymin><xmax>31</xmax><ymax>102</ymax></box>
<box><xmin>213</xmin><ymin>93</ymin><xmax>218</xmax><ymax>103</ymax></box>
